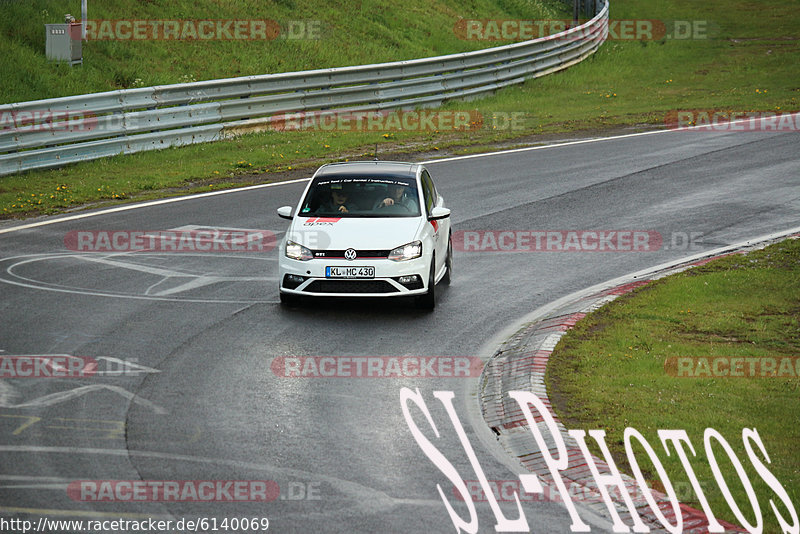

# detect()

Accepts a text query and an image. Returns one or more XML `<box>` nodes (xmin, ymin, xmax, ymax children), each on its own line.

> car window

<box><xmin>299</xmin><ymin>176</ymin><xmax>421</xmax><ymax>217</ymax></box>
<box><xmin>421</xmin><ymin>169</ymin><xmax>436</xmax><ymax>214</ymax></box>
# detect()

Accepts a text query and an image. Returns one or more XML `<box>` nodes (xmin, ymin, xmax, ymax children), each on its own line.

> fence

<box><xmin>0</xmin><ymin>1</ymin><xmax>608</xmax><ymax>176</ymax></box>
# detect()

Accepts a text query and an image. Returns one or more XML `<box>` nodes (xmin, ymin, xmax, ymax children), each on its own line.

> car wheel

<box><xmin>442</xmin><ymin>234</ymin><xmax>453</xmax><ymax>285</ymax></box>
<box><xmin>415</xmin><ymin>256</ymin><xmax>436</xmax><ymax>310</ymax></box>
<box><xmin>280</xmin><ymin>291</ymin><xmax>300</xmax><ymax>306</ymax></box>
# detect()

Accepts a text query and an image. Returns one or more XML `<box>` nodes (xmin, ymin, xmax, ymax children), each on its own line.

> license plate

<box><xmin>326</xmin><ymin>266</ymin><xmax>375</xmax><ymax>279</ymax></box>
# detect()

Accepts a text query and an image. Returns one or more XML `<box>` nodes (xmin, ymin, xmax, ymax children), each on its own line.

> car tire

<box><xmin>280</xmin><ymin>291</ymin><xmax>300</xmax><ymax>306</ymax></box>
<box><xmin>415</xmin><ymin>256</ymin><xmax>436</xmax><ymax>310</ymax></box>
<box><xmin>442</xmin><ymin>234</ymin><xmax>453</xmax><ymax>286</ymax></box>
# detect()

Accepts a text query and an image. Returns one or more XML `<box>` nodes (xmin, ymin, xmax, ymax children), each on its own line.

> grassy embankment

<box><xmin>0</xmin><ymin>0</ymin><xmax>797</xmax><ymax>218</ymax></box>
<box><xmin>547</xmin><ymin>238</ymin><xmax>800</xmax><ymax>533</ymax></box>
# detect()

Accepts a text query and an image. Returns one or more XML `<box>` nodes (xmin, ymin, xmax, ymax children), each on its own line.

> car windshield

<box><xmin>298</xmin><ymin>176</ymin><xmax>421</xmax><ymax>217</ymax></box>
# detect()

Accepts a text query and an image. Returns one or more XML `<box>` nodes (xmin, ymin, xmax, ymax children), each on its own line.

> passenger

<box><xmin>317</xmin><ymin>184</ymin><xmax>356</xmax><ymax>214</ymax></box>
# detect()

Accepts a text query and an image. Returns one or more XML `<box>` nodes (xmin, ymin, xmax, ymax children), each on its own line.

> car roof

<box><xmin>314</xmin><ymin>161</ymin><xmax>420</xmax><ymax>180</ymax></box>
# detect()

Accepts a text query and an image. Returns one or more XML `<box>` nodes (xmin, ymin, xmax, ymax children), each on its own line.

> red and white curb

<box><xmin>477</xmin><ymin>228</ymin><xmax>800</xmax><ymax>533</ymax></box>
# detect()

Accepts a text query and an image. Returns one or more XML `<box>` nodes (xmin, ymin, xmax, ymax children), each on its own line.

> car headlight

<box><xmin>389</xmin><ymin>241</ymin><xmax>422</xmax><ymax>261</ymax></box>
<box><xmin>285</xmin><ymin>240</ymin><xmax>313</xmax><ymax>261</ymax></box>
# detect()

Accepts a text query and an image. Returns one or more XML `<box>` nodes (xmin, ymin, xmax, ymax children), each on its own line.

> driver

<box><xmin>376</xmin><ymin>184</ymin><xmax>417</xmax><ymax>211</ymax></box>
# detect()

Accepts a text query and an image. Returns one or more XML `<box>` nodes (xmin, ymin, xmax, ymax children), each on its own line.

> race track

<box><xmin>1</xmin><ymin>127</ymin><xmax>798</xmax><ymax>533</ymax></box>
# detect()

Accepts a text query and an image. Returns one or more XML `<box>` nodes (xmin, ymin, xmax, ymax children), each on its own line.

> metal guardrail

<box><xmin>0</xmin><ymin>1</ymin><xmax>608</xmax><ymax>177</ymax></box>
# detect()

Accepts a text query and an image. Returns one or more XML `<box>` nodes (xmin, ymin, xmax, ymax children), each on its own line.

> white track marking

<box><xmin>3</xmin><ymin>120</ymin><xmax>795</xmax><ymax>236</ymax></box>
<box><xmin>0</xmin><ymin>178</ymin><xmax>312</xmax><ymax>235</ymax></box>
<box><xmin>91</xmin><ymin>357</ymin><xmax>160</xmax><ymax>376</ymax></box>
<box><xmin>0</xmin><ymin>382</ymin><xmax>165</xmax><ymax>414</ymax></box>
<box><xmin>0</xmin><ymin>252</ymin><xmax>278</xmax><ymax>303</ymax></box>
<box><xmin>0</xmin><ymin>446</ymin><xmax>442</xmax><ymax>513</ymax></box>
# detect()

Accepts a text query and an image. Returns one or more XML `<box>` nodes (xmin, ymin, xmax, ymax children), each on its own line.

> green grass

<box><xmin>1</xmin><ymin>0</ymin><xmax>798</xmax><ymax>219</ymax></box>
<box><xmin>546</xmin><ymin>238</ymin><xmax>800</xmax><ymax>533</ymax></box>
<box><xmin>0</xmin><ymin>0</ymin><xmax>566</xmax><ymax>103</ymax></box>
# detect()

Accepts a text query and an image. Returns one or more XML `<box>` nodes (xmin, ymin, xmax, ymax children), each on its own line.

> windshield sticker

<box><xmin>303</xmin><ymin>217</ymin><xmax>341</xmax><ymax>226</ymax></box>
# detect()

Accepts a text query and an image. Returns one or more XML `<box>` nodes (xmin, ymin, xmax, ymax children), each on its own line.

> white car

<box><xmin>276</xmin><ymin>161</ymin><xmax>452</xmax><ymax>309</ymax></box>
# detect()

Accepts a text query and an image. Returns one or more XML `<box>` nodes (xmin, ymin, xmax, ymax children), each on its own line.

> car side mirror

<box><xmin>277</xmin><ymin>206</ymin><xmax>293</xmax><ymax>220</ymax></box>
<box><xmin>428</xmin><ymin>207</ymin><xmax>450</xmax><ymax>221</ymax></box>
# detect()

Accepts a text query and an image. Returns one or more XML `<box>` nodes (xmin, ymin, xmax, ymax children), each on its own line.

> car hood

<box><xmin>287</xmin><ymin>217</ymin><xmax>424</xmax><ymax>250</ymax></box>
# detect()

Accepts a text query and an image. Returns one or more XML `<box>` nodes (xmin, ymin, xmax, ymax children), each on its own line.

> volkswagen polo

<box><xmin>276</xmin><ymin>161</ymin><xmax>452</xmax><ymax>309</ymax></box>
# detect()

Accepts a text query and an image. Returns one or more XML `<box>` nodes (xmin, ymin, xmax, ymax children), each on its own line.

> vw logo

<box><xmin>344</xmin><ymin>248</ymin><xmax>357</xmax><ymax>260</ymax></box>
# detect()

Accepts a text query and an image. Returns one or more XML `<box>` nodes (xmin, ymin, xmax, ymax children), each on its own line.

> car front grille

<box><xmin>304</xmin><ymin>280</ymin><xmax>399</xmax><ymax>294</ymax></box>
<box><xmin>311</xmin><ymin>249</ymin><xmax>391</xmax><ymax>259</ymax></box>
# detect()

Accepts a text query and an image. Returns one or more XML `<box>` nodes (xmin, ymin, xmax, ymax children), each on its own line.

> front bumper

<box><xmin>278</xmin><ymin>256</ymin><xmax>429</xmax><ymax>297</ymax></box>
